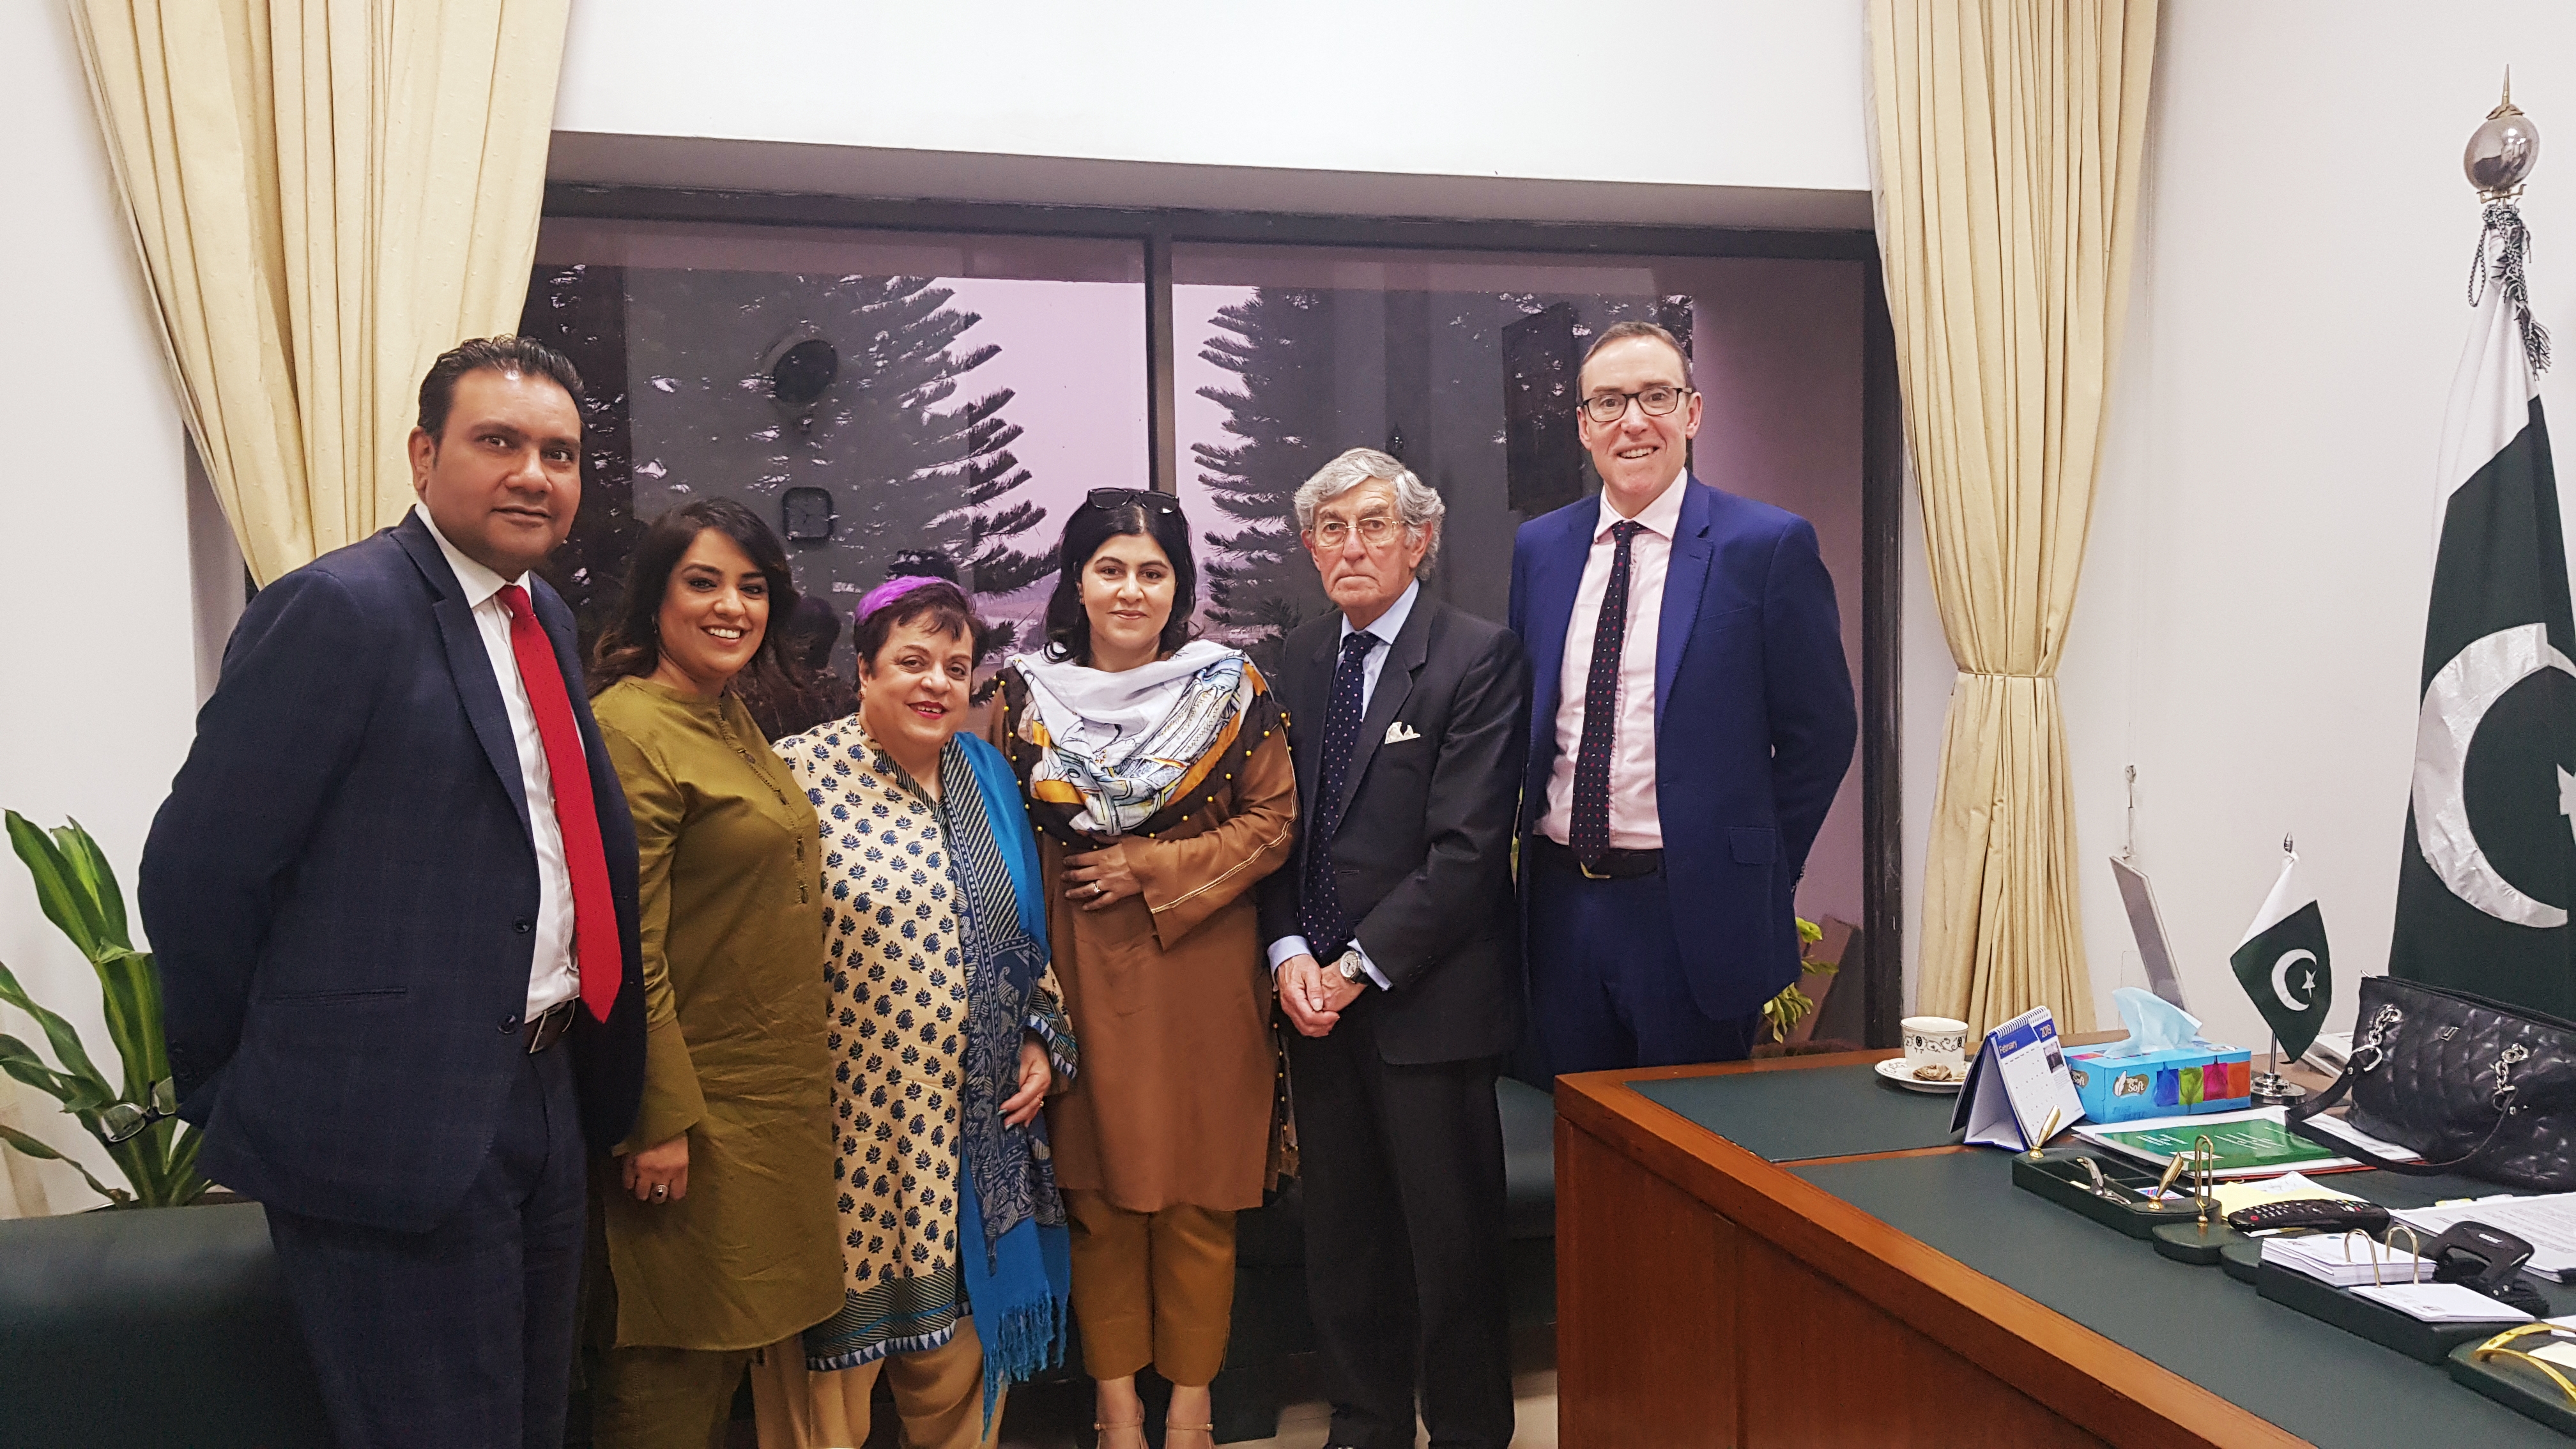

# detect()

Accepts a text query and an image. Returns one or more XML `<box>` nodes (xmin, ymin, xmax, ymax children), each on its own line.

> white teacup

<box><xmin>1901</xmin><ymin>1015</ymin><xmax>1971</xmax><ymax>1073</ymax></box>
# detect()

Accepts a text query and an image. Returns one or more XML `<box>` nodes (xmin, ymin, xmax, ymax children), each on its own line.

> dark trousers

<box><xmin>266</xmin><ymin>1040</ymin><xmax>586</xmax><ymax>1449</ymax></box>
<box><xmin>1289</xmin><ymin>1004</ymin><xmax>1513</xmax><ymax>1449</ymax></box>
<box><xmin>1523</xmin><ymin>842</ymin><xmax>1765</xmax><ymax>1080</ymax></box>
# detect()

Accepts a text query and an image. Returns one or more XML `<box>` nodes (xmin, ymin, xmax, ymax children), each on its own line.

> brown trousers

<box><xmin>1064</xmin><ymin>1189</ymin><xmax>1238</xmax><ymax>1386</ymax></box>
<box><xmin>748</xmin><ymin>1317</ymin><xmax>1002</xmax><ymax>1449</ymax></box>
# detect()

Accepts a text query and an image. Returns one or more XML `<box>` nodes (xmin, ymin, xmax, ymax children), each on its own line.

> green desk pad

<box><xmin>1629</xmin><ymin>1064</ymin><xmax>1959</xmax><ymax>1162</ymax></box>
<box><xmin>1791</xmin><ymin>1151</ymin><xmax>2570</xmax><ymax>1448</ymax></box>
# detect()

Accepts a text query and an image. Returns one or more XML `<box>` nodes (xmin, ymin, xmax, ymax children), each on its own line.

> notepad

<box><xmin>2260</xmin><ymin>1234</ymin><xmax>2434</xmax><ymax>1289</ymax></box>
<box><xmin>2349</xmin><ymin>1282</ymin><xmax>2533</xmax><ymax>1323</ymax></box>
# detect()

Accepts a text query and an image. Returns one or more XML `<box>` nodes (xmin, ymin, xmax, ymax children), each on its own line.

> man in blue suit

<box><xmin>1508</xmin><ymin>320</ymin><xmax>1856</xmax><ymax>1076</ymax></box>
<box><xmin>141</xmin><ymin>337</ymin><xmax>646</xmax><ymax>1447</ymax></box>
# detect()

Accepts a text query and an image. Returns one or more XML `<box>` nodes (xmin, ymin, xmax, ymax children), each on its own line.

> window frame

<box><xmin>542</xmin><ymin>183</ymin><xmax>1906</xmax><ymax>1049</ymax></box>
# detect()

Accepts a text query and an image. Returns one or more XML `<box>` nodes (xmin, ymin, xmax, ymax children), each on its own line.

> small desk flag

<box><xmin>2230</xmin><ymin>851</ymin><xmax>2331</xmax><ymax>1060</ymax></box>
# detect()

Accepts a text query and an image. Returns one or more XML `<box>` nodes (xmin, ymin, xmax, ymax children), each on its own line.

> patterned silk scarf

<box><xmin>1010</xmin><ymin>640</ymin><xmax>1254</xmax><ymax>836</ymax></box>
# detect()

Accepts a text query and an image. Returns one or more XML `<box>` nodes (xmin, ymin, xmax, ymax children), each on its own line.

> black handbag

<box><xmin>2285</xmin><ymin>974</ymin><xmax>2576</xmax><ymax>1192</ymax></box>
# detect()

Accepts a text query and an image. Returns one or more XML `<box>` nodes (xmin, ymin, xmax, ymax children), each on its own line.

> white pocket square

<box><xmin>1383</xmin><ymin>721</ymin><xmax>1422</xmax><ymax>744</ymax></box>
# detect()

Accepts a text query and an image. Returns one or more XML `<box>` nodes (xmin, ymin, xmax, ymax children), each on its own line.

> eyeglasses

<box><xmin>99</xmin><ymin>1077</ymin><xmax>178</xmax><ymax>1144</ymax></box>
<box><xmin>1311</xmin><ymin>514</ymin><xmax>1405</xmax><ymax>548</ymax></box>
<box><xmin>1579</xmin><ymin>385</ymin><xmax>1693</xmax><ymax>424</ymax></box>
<box><xmin>1085</xmin><ymin>487</ymin><xmax>1181</xmax><ymax>515</ymax></box>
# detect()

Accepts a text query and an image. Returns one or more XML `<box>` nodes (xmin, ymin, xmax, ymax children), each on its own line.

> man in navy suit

<box><xmin>1508</xmin><ymin>320</ymin><xmax>1856</xmax><ymax>1077</ymax></box>
<box><xmin>141</xmin><ymin>337</ymin><xmax>647</xmax><ymax>1447</ymax></box>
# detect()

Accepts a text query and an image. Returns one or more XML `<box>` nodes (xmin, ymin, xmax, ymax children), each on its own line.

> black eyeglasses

<box><xmin>1579</xmin><ymin>385</ymin><xmax>1694</xmax><ymax>424</ymax></box>
<box><xmin>1085</xmin><ymin>487</ymin><xmax>1182</xmax><ymax>515</ymax></box>
<box><xmin>99</xmin><ymin>1077</ymin><xmax>178</xmax><ymax>1144</ymax></box>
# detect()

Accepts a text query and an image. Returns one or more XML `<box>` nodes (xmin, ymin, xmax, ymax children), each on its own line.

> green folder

<box><xmin>2080</xmin><ymin>1114</ymin><xmax>2347</xmax><ymax>1177</ymax></box>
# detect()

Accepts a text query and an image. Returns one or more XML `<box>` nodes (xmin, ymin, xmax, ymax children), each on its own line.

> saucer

<box><xmin>1876</xmin><ymin>1057</ymin><xmax>1964</xmax><ymax>1093</ymax></box>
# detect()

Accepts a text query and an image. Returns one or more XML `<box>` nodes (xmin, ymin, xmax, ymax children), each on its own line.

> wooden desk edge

<box><xmin>1556</xmin><ymin>1053</ymin><xmax>2312</xmax><ymax>1449</ymax></box>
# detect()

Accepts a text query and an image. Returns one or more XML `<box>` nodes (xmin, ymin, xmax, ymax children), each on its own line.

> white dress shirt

<box><xmin>1540</xmin><ymin>473</ymin><xmax>1686</xmax><ymax>850</ymax></box>
<box><xmin>1266</xmin><ymin>578</ymin><xmax>1418</xmax><ymax>990</ymax></box>
<box><xmin>416</xmin><ymin>505</ymin><xmax>581</xmax><ymax>1018</ymax></box>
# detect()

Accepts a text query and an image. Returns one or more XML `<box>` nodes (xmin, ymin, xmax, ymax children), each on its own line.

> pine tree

<box><xmin>1193</xmin><ymin>289</ymin><xmax>1339</xmax><ymax>659</ymax></box>
<box><xmin>525</xmin><ymin>266</ymin><xmax>1054</xmax><ymax>659</ymax></box>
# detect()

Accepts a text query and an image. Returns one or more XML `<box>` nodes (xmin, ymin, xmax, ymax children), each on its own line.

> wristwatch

<box><xmin>1335</xmin><ymin>948</ymin><xmax>1370</xmax><ymax>988</ymax></box>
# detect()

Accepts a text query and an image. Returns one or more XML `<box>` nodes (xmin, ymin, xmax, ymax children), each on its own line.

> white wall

<box><xmin>0</xmin><ymin>1</ymin><xmax>236</xmax><ymax>1214</ymax></box>
<box><xmin>553</xmin><ymin>0</ymin><xmax>1870</xmax><ymax>196</ymax></box>
<box><xmin>1965</xmin><ymin>1</ymin><xmax>2576</xmax><ymax>1053</ymax></box>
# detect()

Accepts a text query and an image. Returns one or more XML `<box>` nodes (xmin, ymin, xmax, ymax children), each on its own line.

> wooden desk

<box><xmin>1551</xmin><ymin>1048</ymin><xmax>2550</xmax><ymax>1449</ymax></box>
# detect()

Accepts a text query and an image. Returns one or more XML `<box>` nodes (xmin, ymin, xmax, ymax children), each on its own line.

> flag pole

<box><xmin>2250</xmin><ymin>834</ymin><xmax>2310</xmax><ymax>1108</ymax></box>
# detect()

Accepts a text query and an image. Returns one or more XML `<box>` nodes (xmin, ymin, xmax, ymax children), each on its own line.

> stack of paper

<box><xmin>2349</xmin><ymin>1282</ymin><xmax>2533</xmax><ymax>1323</ymax></box>
<box><xmin>2260</xmin><ymin>1234</ymin><xmax>2433</xmax><ymax>1288</ymax></box>
<box><xmin>2393</xmin><ymin>1194</ymin><xmax>2576</xmax><ymax>1282</ymax></box>
<box><xmin>2209</xmin><ymin>1171</ymin><xmax>2366</xmax><ymax>1220</ymax></box>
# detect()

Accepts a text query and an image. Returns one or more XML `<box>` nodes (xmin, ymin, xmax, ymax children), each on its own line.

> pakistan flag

<box><xmin>2230</xmin><ymin>852</ymin><xmax>2329</xmax><ymax>1059</ymax></box>
<box><xmin>2391</xmin><ymin>200</ymin><xmax>2576</xmax><ymax>1018</ymax></box>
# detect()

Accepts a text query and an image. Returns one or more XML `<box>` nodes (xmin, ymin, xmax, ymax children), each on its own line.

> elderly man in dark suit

<box><xmin>1257</xmin><ymin>447</ymin><xmax>1531</xmax><ymax>1449</ymax></box>
<box><xmin>1508</xmin><ymin>319</ymin><xmax>1856</xmax><ymax>1077</ymax></box>
<box><xmin>141</xmin><ymin>337</ymin><xmax>646</xmax><ymax>1448</ymax></box>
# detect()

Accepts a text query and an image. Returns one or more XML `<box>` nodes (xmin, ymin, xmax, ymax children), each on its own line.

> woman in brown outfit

<box><xmin>988</xmin><ymin>490</ymin><xmax>1296</xmax><ymax>1449</ymax></box>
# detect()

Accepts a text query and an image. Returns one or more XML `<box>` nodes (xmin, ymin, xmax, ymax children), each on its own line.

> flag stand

<box><xmin>2250</xmin><ymin>1032</ymin><xmax>2308</xmax><ymax>1108</ymax></box>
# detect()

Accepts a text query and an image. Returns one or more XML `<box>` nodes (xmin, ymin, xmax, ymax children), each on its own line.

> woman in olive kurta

<box><xmin>989</xmin><ymin>494</ymin><xmax>1297</xmax><ymax>1449</ymax></box>
<box><xmin>583</xmin><ymin>501</ymin><xmax>842</xmax><ymax>1449</ymax></box>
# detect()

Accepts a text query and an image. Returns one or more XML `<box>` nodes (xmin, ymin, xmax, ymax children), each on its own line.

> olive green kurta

<box><xmin>592</xmin><ymin>677</ymin><xmax>842</xmax><ymax>1351</ymax></box>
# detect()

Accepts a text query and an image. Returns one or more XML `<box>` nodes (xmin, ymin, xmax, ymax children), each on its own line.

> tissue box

<box><xmin>2064</xmin><ymin>1042</ymin><xmax>2253</xmax><ymax>1124</ymax></box>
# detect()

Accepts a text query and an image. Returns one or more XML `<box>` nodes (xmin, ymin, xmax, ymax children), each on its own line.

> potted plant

<box><xmin>0</xmin><ymin>811</ymin><xmax>204</xmax><ymax>1207</ymax></box>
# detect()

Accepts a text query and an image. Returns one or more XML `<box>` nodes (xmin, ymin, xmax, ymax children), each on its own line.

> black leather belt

<box><xmin>1535</xmin><ymin>836</ymin><xmax>1663</xmax><ymax>880</ymax></box>
<box><xmin>523</xmin><ymin>999</ymin><xmax>576</xmax><ymax>1055</ymax></box>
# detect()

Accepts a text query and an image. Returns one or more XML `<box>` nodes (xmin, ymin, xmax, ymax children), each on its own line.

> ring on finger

<box><xmin>652</xmin><ymin>1183</ymin><xmax>668</xmax><ymax>1200</ymax></box>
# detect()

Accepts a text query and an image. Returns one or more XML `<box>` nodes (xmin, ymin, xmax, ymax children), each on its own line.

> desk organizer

<box><xmin>2154</xmin><ymin>1218</ymin><xmax>2253</xmax><ymax>1266</ymax></box>
<box><xmin>2011</xmin><ymin>1151</ymin><xmax>2198</xmax><ymax>1241</ymax></box>
<box><xmin>2451</xmin><ymin>1333</ymin><xmax>2576</xmax><ymax>1438</ymax></box>
<box><xmin>2221</xmin><ymin>1236</ymin><xmax>2265</xmax><ymax>1284</ymax></box>
<box><xmin>2258</xmin><ymin>1260</ymin><xmax>2500</xmax><ymax>1365</ymax></box>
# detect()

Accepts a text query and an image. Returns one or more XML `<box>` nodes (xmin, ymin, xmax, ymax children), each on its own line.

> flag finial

<box><xmin>2469</xmin><ymin>77</ymin><xmax>2542</xmax><ymax>197</ymax></box>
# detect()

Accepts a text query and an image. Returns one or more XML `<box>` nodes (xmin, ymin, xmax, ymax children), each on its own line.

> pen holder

<box><xmin>2451</xmin><ymin>1325</ymin><xmax>2576</xmax><ymax>1436</ymax></box>
<box><xmin>2009</xmin><ymin>1151</ymin><xmax>2196</xmax><ymax>1241</ymax></box>
<box><xmin>2152</xmin><ymin>1216</ymin><xmax>2253</xmax><ymax>1267</ymax></box>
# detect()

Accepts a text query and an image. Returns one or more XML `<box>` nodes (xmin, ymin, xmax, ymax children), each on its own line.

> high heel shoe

<box><xmin>1093</xmin><ymin>1414</ymin><xmax>1149</xmax><ymax>1449</ymax></box>
<box><xmin>1163</xmin><ymin>1420</ymin><xmax>1216</xmax><ymax>1449</ymax></box>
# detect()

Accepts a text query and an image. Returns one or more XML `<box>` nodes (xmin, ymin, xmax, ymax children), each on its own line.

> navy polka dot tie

<box><xmin>1570</xmin><ymin>521</ymin><xmax>1643</xmax><ymax>870</ymax></box>
<box><xmin>1301</xmin><ymin>629</ymin><xmax>1379</xmax><ymax>960</ymax></box>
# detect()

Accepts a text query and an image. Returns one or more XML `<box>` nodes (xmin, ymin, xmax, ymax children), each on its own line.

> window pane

<box><xmin>1173</xmin><ymin>241</ymin><xmax>1866</xmax><ymax>931</ymax></box>
<box><xmin>521</xmin><ymin>220</ymin><xmax>1147</xmax><ymax>671</ymax></box>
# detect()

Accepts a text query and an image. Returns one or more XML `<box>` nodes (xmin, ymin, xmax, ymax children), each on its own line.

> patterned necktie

<box><xmin>1570</xmin><ymin>521</ymin><xmax>1644</xmax><ymax>869</ymax></box>
<box><xmin>1300</xmin><ymin>629</ymin><xmax>1379</xmax><ymax>961</ymax></box>
<box><xmin>498</xmin><ymin>585</ymin><xmax>622</xmax><ymax>1022</ymax></box>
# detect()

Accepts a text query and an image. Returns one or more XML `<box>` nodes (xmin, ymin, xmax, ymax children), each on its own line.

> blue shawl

<box><xmin>943</xmin><ymin>733</ymin><xmax>1075</xmax><ymax>1423</ymax></box>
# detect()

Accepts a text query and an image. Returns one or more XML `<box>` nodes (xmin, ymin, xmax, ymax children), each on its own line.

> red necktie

<box><xmin>498</xmin><ymin>584</ymin><xmax>621</xmax><ymax>1022</ymax></box>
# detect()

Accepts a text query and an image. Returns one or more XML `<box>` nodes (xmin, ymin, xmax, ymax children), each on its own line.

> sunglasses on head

<box><xmin>1085</xmin><ymin>487</ymin><xmax>1182</xmax><ymax>515</ymax></box>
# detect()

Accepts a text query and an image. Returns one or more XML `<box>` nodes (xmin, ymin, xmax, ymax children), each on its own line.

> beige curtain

<box><xmin>1867</xmin><ymin>1</ymin><xmax>2158</xmax><ymax>1037</ymax></box>
<box><xmin>68</xmin><ymin>0</ymin><xmax>569</xmax><ymax>585</ymax></box>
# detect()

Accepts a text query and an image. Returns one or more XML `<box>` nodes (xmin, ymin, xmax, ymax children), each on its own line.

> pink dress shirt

<box><xmin>1540</xmin><ymin>474</ymin><xmax>1687</xmax><ymax>850</ymax></box>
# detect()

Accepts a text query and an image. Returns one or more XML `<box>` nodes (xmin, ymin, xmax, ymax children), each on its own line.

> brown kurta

<box><xmin>592</xmin><ymin>677</ymin><xmax>843</xmax><ymax>1352</ymax></box>
<box><xmin>991</xmin><ymin>663</ymin><xmax>1297</xmax><ymax>1213</ymax></box>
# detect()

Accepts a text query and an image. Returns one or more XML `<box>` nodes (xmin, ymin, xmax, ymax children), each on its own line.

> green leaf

<box><xmin>92</xmin><ymin>949</ymin><xmax>165</xmax><ymax>1103</ymax></box>
<box><xmin>0</xmin><ymin>1121</ymin><xmax>132</xmax><ymax>1206</ymax></box>
<box><xmin>6</xmin><ymin>811</ymin><xmax>105</xmax><ymax>963</ymax></box>
<box><xmin>0</xmin><ymin>1035</ymin><xmax>112</xmax><ymax>1112</ymax></box>
<box><xmin>54</xmin><ymin>818</ymin><xmax>130</xmax><ymax>951</ymax></box>
<box><xmin>0</xmin><ymin>957</ymin><xmax>109</xmax><ymax>1092</ymax></box>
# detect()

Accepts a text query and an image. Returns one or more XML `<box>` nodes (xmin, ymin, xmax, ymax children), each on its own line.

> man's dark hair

<box><xmin>417</xmin><ymin>335</ymin><xmax>586</xmax><ymax>440</ymax></box>
<box><xmin>1579</xmin><ymin>319</ymin><xmax>1694</xmax><ymax>389</ymax></box>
